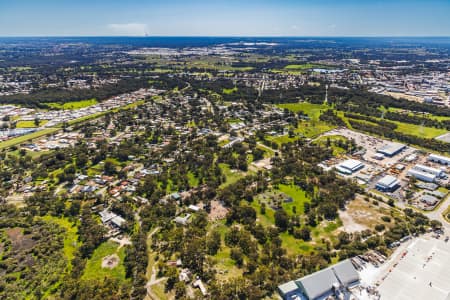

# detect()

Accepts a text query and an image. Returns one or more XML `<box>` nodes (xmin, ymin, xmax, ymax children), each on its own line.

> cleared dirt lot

<box><xmin>340</xmin><ymin>196</ymin><xmax>394</xmax><ymax>232</ymax></box>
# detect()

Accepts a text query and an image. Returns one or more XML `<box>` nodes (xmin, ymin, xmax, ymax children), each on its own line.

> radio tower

<box><xmin>324</xmin><ymin>84</ymin><xmax>329</xmax><ymax>105</ymax></box>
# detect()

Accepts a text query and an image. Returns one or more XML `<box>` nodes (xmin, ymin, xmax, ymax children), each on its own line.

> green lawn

<box><xmin>393</xmin><ymin>121</ymin><xmax>447</xmax><ymax>139</ymax></box>
<box><xmin>82</xmin><ymin>241</ymin><xmax>127</xmax><ymax>282</ymax></box>
<box><xmin>273</xmin><ymin>103</ymin><xmax>335</xmax><ymax>140</ymax></box>
<box><xmin>187</xmin><ymin>171</ymin><xmax>200</xmax><ymax>187</ymax></box>
<box><xmin>223</xmin><ymin>87</ymin><xmax>238</xmax><ymax>94</ymax></box>
<box><xmin>277</xmin><ymin>184</ymin><xmax>311</xmax><ymax>215</ymax></box>
<box><xmin>284</xmin><ymin>63</ymin><xmax>324</xmax><ymax>70</ymax></box>
<box><xmin>0</xmin><ymin>128</ymin><xmax>60</xmax><ymax>150</ymax></box>
<box><xmin>47</xmin><ymin>99</ymin><xmax>97</xmax><ymax>110</ymax></box>
<box><xmin>277</xmin><ymin>102</ymin><xmax>329</xmax><ymax>120</ymax></box>
<box><xmin>265</xmin><ymin>134</ymin><xmax>298</xmax><ymax>146</ymax></box>
<box><xmin>219</xmin><ymin>163</ymin><xmax>245</xmax><ymax>188</ymax></box>
<box><xmin>295</xmin><ymin>121</ymin><xmax>335</xmax><ymax>138</ymax></box>
<box><xmin>16</xmin><ymin>120</ymin><xmax>49</xmax><ymax>128</ymax></box>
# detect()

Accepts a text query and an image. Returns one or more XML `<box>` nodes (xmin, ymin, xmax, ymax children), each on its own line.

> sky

<box><xmin>0</xmin><ymin>0</ymin><xmax>449</xmax><ymax>37</ymax></box>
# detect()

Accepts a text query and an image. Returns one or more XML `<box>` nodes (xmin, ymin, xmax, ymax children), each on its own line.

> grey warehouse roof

<box><xmin>278</xmin><ymin>281</ymin><xmax>299</xmax><ymax>295</ymax></box>
<box><xmin>378</xmin><ymin>142</ymin><xmax>405</xmax><ymax>155</ymax></box>
<box><xmin>377</xmin><ymin>175</ymin><xmax>399</xmax><ymax>188</ymax></box>
<box><xmin>332</xmin><ymin>259</ymin><xmax>360</xmax><ymax>286</ymax></box>
<box><xmin>296</xmin><ymin>268</ymin><xmax>339</xmax><ymax>299</ymax></box>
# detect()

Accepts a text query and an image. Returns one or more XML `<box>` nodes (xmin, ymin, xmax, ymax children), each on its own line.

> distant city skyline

<box><xmin>1</xmin><ymin>0</ymin><xmax>449</xmax><ymax>37</ymax></box>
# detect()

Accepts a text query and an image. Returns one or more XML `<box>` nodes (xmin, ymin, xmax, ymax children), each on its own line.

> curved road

<box><xmin>425</xmin><ymin>195</ymin><xmax>450</xmax><ymax>231</ymax></box>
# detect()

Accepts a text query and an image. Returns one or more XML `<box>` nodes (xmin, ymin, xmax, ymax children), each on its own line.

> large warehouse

<box><xmin>336</xmin><ymin>159</ymin><xmax>364</xmax><ymax>175</ymax></box>
<box><xmin>277</xmin><ymin>259</ymin><xmax>360</xmax><ymax>300</ymax></box>
<box><xmin>414</xmin><ymin>164</ymin><xmax>445</xmax><ymax>178</ymax></box>
<box><xmin>377</xmin><ymin>142</ymin><xmax>406</xmax><ymax>157</ymax></box>
<box><xmin>376</xmin><ymin>175</ymin><xmax>400</xmax><ymax>192</ymax></box>
<box><xmin>428</xmin><ymin>154</ymin><xmax>450</xmax><ymax>166</ymax></box>
<box><xmin>407</xmin><ymin>169</ymin><xmax>437</xmax><ymax>183</ymax></box>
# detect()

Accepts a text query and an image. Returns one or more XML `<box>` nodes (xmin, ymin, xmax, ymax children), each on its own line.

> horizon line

<box><xmin>1</xmin><ymin>35</ymin><xmax>450</xmax><ymax>38</ymax></box>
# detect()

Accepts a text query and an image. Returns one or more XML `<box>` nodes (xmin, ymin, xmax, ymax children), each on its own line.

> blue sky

<box><xmin>0</xmin><ymin>0</ymin><xmax>449</xmax><ymax>36</ymax></box>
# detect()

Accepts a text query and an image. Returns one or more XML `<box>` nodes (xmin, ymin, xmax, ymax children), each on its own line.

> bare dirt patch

<box><xmin>5</xmin><ymin>228</ymin><xmax>36</xmax><ymax>251</ymax></box>
<box><xmin>341</xmin><ymin>197</ymin><xmax>393</xmax><ymax>231</ymax></box>
<box><xmin>101</xmin><ymin>254</ymin><xmax>119</xmax><ymax>269</ymax></box>
<box><xmin>209</xmin><ymin>200</ymin><xmax>229</xmax><ymax>221</ymax></box>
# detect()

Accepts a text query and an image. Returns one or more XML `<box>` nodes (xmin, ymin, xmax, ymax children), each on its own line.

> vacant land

<box><xmin>341</xmin><ymin>197</ymin><xmax>394</xmax><ymax>232</ymax></box>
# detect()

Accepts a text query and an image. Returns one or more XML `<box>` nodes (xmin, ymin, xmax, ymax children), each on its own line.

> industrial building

<box><xmin>277</xmin><ymin>259</ymin><xmax>360</xmax><ymax>300</ymax></box>
<box><xmin>420</xmin><ymin>194</ymin><xmax>439</xmax><ymax>206</ymax></box>
<box><xmin>377</xmin><ymin>142</ymin><xmax>406</xmax><ymax>157</ymax></box>
<box><xmin>428</xmin><ymin>154</ymin><xmax>450</xmax><ymax>166</ymax></box>
<box><xmin>413</xmin><ymin>164</ymin><xmax>445</xmax><ymax>178</ymax></box>
<box><xmin>407</xmin><ymin>169</ymin><xmax>437</xmax><ymax>183</ymax></box>
<box><xmin>376</xmin><ymin>175</ymin><xmax>400</xmax><ymax>192</ymax></box>
<box><xmin>336</xmin><ymin>159</ymin><xmax>364</xmax><ymax>175</ymax></box>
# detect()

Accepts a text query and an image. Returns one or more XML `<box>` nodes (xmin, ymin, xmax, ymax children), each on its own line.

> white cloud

<box><xmin>107</xmin><ymin>23</ymin><xmax>148</xmax><ymax>36</ymax></box>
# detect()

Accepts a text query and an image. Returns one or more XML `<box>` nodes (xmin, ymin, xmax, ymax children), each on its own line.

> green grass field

<box><xmin>16</xmin><ymin>120</ymin><xmax>49</xmax><ymax>128</ymax></box>
<box><xmin>393</xmin><ymin>121</ymin><xmax>447</xmax><ymax>139</ymax></box>
<box><xmin>284</xmin><ymin>63</ymin><xmax>323</xmax><ymax>70</ymax></box>
<box><xmin>277</xmin><ymin>102</ymin><xmax>329</xmax><ymax>119</ymax></box>
<box><xmin>47</xmin><ymin>99</ymin><xmax>97</xmax><ymax>110</ymax></box>
<box><xmin>82</xmin><ymin>241</ymin><xmax>127</xmax><ymax>282</ymax></box>
<box><xmin>265</xmin><ymin>134</ymin><xmax>298</xmax><ymax>146</ymax></box>
<box><xmin>275</xmin><ymin>102</ymin><xmax>335</xmax><ymax>140</ymax></box>
<box><xmin>219</xmin><ymin>163</ymin><xmax>245</xmax><ymax>188</ymax></box>
<box><xmin>187</xmin><ymin>171</ymin><xmax>200</xmax><ymax>187</ymax></box>
<box><xmin>223</xmin><ymin>87</ymin><xmax>238</xmax><ymax>94</ymax></box>
<box><xmin>277</xmin><ymin>184</ymin><xmax>310</xmax><ymax>215</ymax></box>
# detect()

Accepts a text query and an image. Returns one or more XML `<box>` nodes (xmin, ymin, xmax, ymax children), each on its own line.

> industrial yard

<box><xmin>319</xmin><ymin>128</ymin><xmax>450</xmax><ymax>211</ymax></box>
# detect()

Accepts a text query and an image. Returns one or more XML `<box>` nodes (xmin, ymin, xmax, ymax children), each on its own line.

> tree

<box><xmin>274</xmin><ymin>209</ymin><xmax>289</xmax><ymax>231</ymax></box>
<box><xmin>294</xmin><ymin>227</ymin><xmax>311</xmax><ymax>241</ymax></box>
<box><xmin>206</xmin><ymin>229</ymin><xmax>221</xmax><ymax>255</ymax></box>
<box><xmin>103</xmin><ymin>160</ymin><xmax>116</xmax><ymax>175</ymax></box>
<box><xmin>230</xmin><ymin>247</ymin><xmax>244</xmax><ymax>267</ymax></box>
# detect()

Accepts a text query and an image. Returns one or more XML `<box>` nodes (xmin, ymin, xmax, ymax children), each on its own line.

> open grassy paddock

<box><xmin>82</xmin><ymin>241</ymin><xmax>127</xmax><ymax>282</ymax></box>
<box><xmin>15</xmin><ymin>120</ymin><xmax>49</xmax><ymax>128</ymax></box>
<box><xmin>47</xmin><ymin>98</ymin><xmax>98</xmax><ymax>110</ymax></box>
